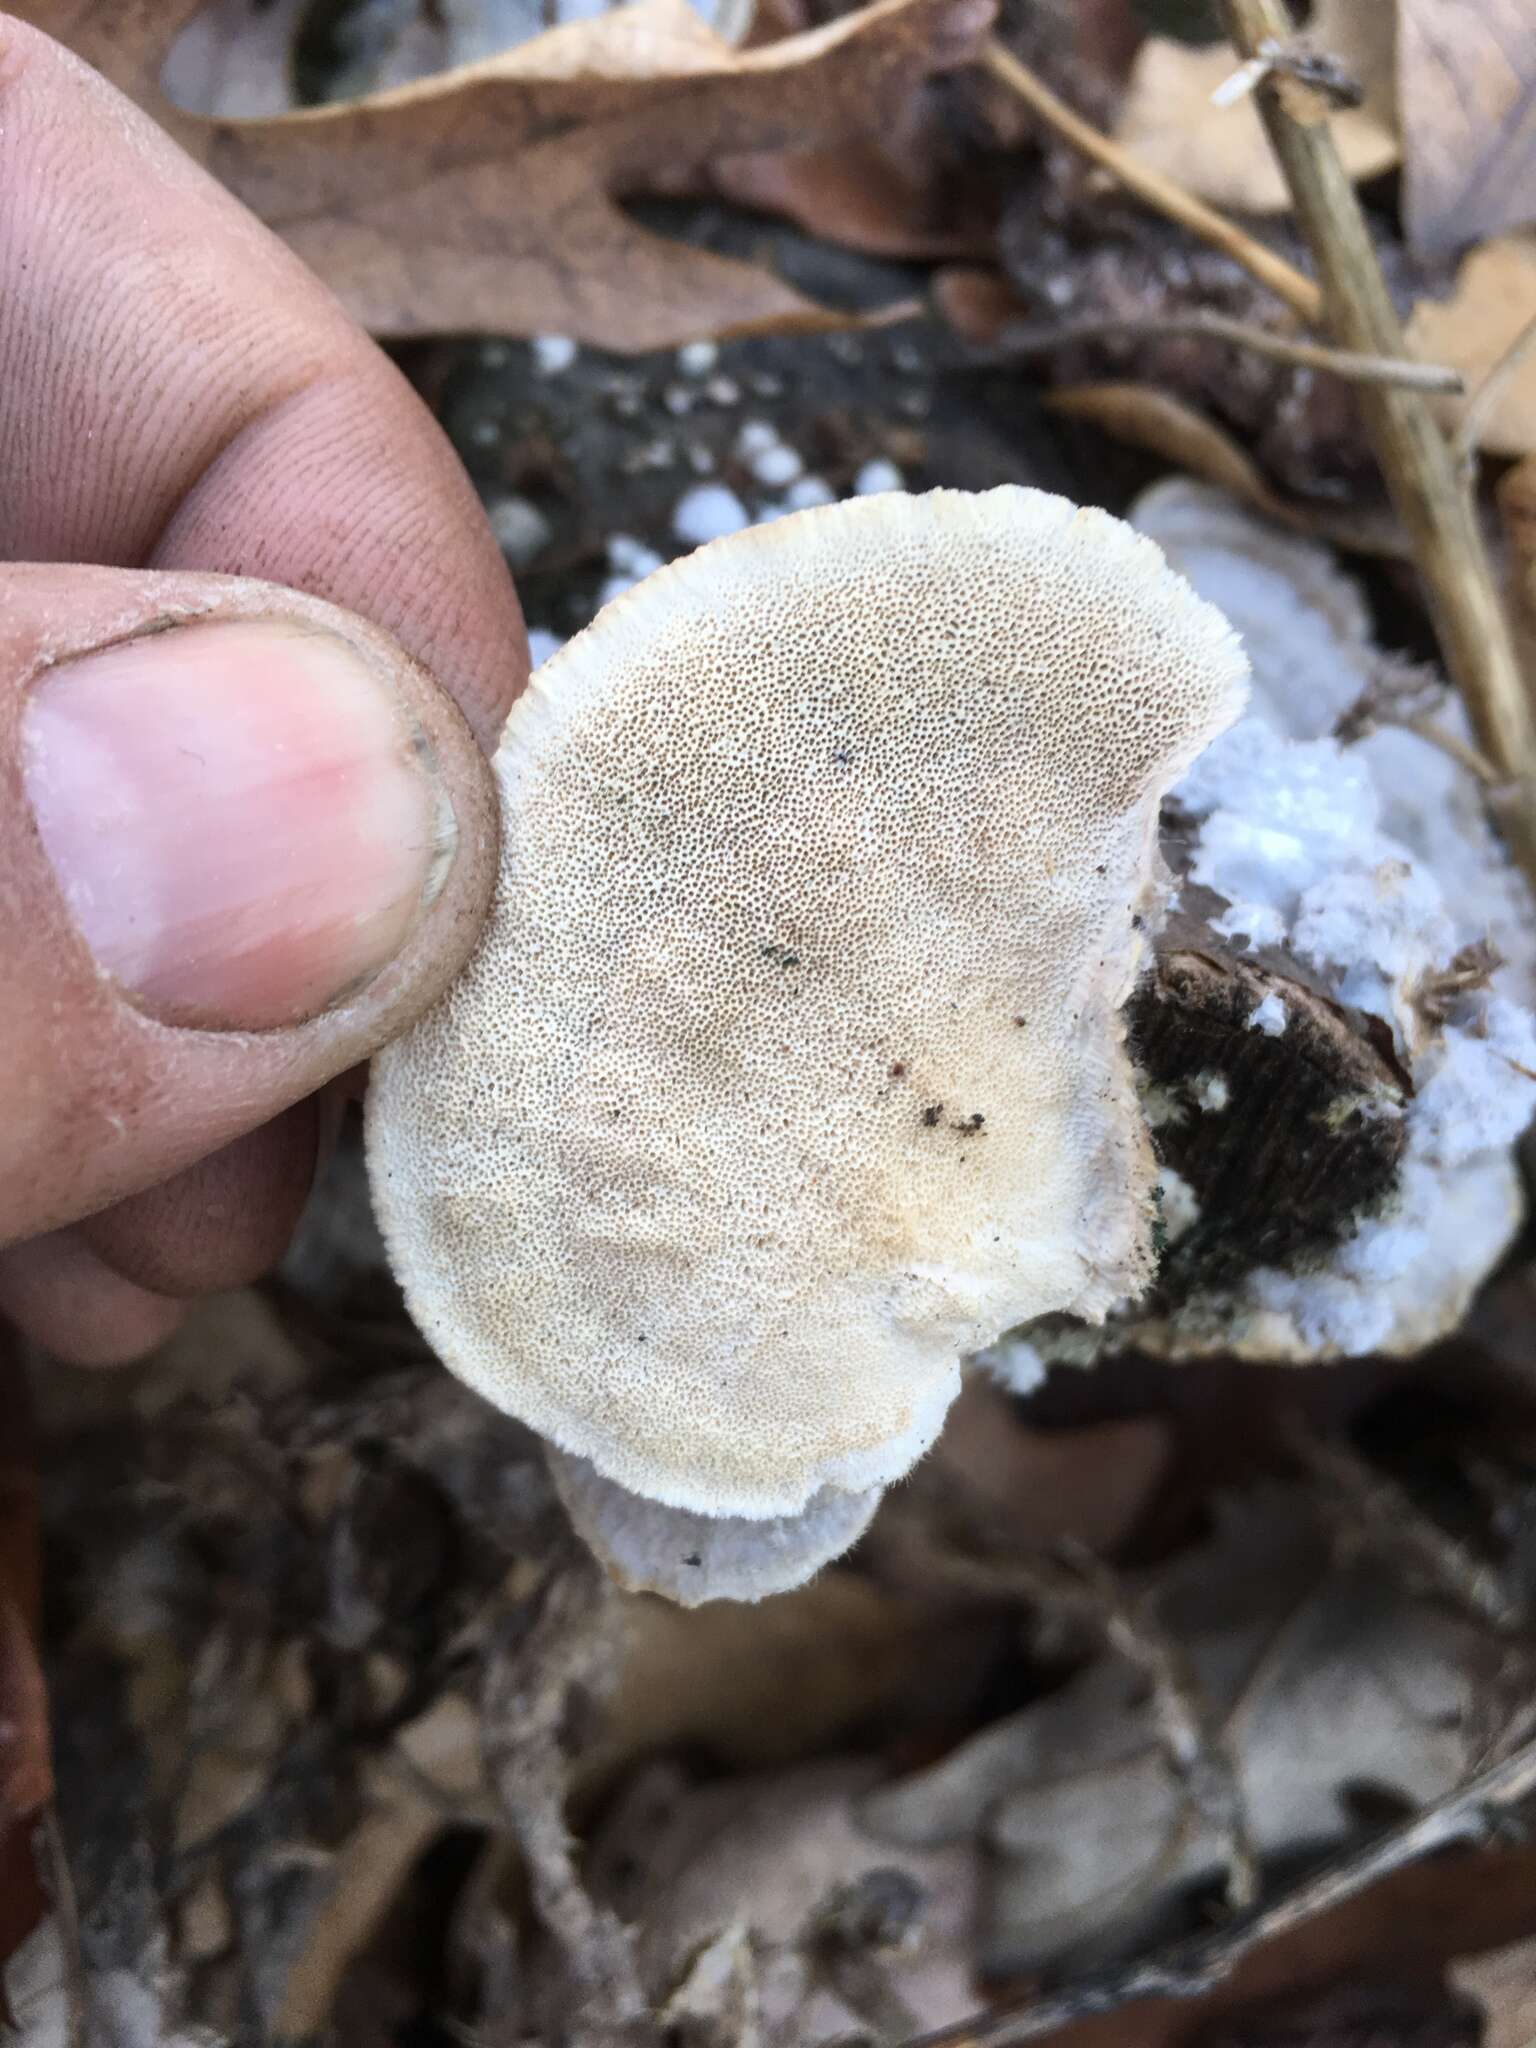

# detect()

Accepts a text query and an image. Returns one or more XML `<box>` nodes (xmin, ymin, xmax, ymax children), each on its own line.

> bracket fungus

<box><xmin>367</xmin><ymin>488</ymin><xmax>1247</xmax><ymax>1603</ymax></box>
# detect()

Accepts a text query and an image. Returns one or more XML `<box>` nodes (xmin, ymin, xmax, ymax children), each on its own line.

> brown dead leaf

<box><xmin>1027</xmin><ymin>1843</ymin><xmax>1536</xmax><ymax>2048</ymax></box>
<box><xmin>927</xmin><ymin>1380</ymin><xmax>1171</xmax><ymax>1559</ymax></box>
<box><xmin>932</xmin><ymin>263</ymin><xmax>1025</xmax><ymax>344</ymax></box>
<box><xmin>588</xmin><ymin>1567</ymin><xmax>999</xmax><ymax>1790</ymax></box>
<box><xmin>1450</xmin><ymin>1936</ymin><xmax>1536</xmax><ymax>2048</ymax></box>
<box><xmin>1112</xmin><ymin>7</ymin><xmax>1398</xmax><ymax>217</ymax></box>
<box><xmin>1398</xmin><ymin>0</ymin><xmax>1536</xmax><ymax>258</ymax></box>
<box><xmin>1049</xmin><ymin>383</ymin><xmax>1304</xmax><ymax>522</ymax></box>
<box><xmin>591</xmin><ymin>1758</ymin><xmax>980</xmax><ymax>2039</ymax></box>
<box><xmin>1407</xmin><ymin>234</ymin><xmax>1536</xmax><ymax>458</ymax></box>
<box><xmin>863</xmin><ymin>1490</ymin><xmax>1502</xmax><ymax>1979</ymax></box>
<box><xmin>159</xmin><ymin>0</ymin><xmax>307</xmax><ymax>118</ymax></box>
<box><xmin>1045</xmin><ymin>383</ymin><xmax>1405</xmax><ymax>558</ymax></box>
<box><xmin>26</xmin><ymin>0</ymin><xmax>992</xmax><ymax>346</ymax></box>
<box><xmin>711</xmin><ymin>140</ymin><xmax>994</xmax><ymax>261</ymax></box>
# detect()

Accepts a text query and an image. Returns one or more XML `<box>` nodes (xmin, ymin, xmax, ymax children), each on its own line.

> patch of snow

<box><xmin>673</xmin><ymin>484</ymin><xmax>751</xmax><ymax>546</ymax></box>
<box><xmin>527</xmin><ymin>628</ymin><xmax>565</xmax><ymax>669</ymax></box>
<box><xmin>1249</xmin><ymin>991</ymin><xmax>1288</xmax><ymax>1036</ymax></box>
<box><xmin>677</xmin><ymin>340</ymin><xmax>718</xmax><ymax>377</ymax></box>
<box><xmin>749</xmin><ymin>442</ymin><xmax>804</xmax><ymax>488</ymax></box>
<box><xmin>530</xmin><ymin>333</ymin><xmax>578</xmax><ymax>375</ymax></box>
<box><xmin>1121</xmin><ymin>481</ymin><xmax>1536</xmax><ymax>1364</ymax></box>
<box><xmin>784</xmin><ymin>475</ymin><xmax>835</xmax><ymax>511</ymax></box>
<box><xmin>735</xmin><ymin>421</ymin><xmax>778</xmax><ymax>458</ymax></box>
<box><xmin>484</xmin><ymin>493</ymin><xmax>552</xmax><ymax>570</ymax></box>
<box><xmin>853</xmin><ymin>459</ymin><xmax>903</xmax><ymax>495</ymax></box>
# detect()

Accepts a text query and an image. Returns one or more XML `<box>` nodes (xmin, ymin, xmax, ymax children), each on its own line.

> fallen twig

<box><xmin>898</xmin><ymin>1728</ymin><xmax>1536</xmax><ymax>2048</ymax></box>
<box><xmin>980</xmin><ymin>40</ymin><xmax>1321</xmax><ymax>322</ymax></box>
<box><xmin>987</xmin><ymin>311</ymin><xmax>1464</xmax><ymax>392</ymax></box>
<box><xmin>1220</xmin><ymin>0</ymin><xmax>1536</xmax><ymax>893</ymax></box>
<box><xmin>879</xmin><ymin>1521</ymin><xmax>1257</xmax><ymax>1916</ymax></box>
<box><xmin>1283</xmin><ymin>1419</ymin><xmax>1530</xmax><ymax>1639</ymax></box>
<box><xmin>482</xmin><ymin>1550</ymin><xmax>655</xmax><ymax>2048</ymax></box>
<box><xmin>1210</xmin><ymin>35</ymin><xmax>1366</xmax><ymax>112</ymax></box>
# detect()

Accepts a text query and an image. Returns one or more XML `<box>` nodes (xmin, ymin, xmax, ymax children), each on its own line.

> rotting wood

<box><xmin>1126</xmin><ymin>892</ymin><xmax>1409</xmax><ymax>1302</ymax></box>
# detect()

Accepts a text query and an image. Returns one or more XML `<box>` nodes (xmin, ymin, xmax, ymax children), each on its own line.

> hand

<box><xmin>0</xmin><ymin>18</ymin><xmax>527</xmax><ymax>1362</ymax></box>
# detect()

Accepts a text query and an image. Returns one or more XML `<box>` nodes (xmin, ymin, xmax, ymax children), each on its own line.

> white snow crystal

<box><xmin>1249</xmin><ymin>991</ymin><xmax>1288</xmax><ymax>1036</ymax></box>
<box><xmin>672</xmin><ymin>484</ymin><xmax>751</xmax><ymax>546</ymax></box>
<box><xmin>484</xmin><ymin>494</ymin><xmax>552</xmax><ymax>569</ymax></box>
<box><xmin>735</xmin><ymin>421</ymin><xmax>779</xmax><ymax>458</ymax></box>
<box><xmin>677</xmin><ymin>340</ymin><xmax>719</xmax><ymax>376</ymax></box>
<box><xmin>783</xmin><ymin>475</ymin><xmax>835</xmax><ymax>511</ymax></box>
<box><xmin>1127</xmin><ymin>483</ymin><xmax>1536</xmax><ymax>1364</ymax></box>
<box><xmin>531</xmin><ymin>333</ymin><xmax>578</xmax><ymax>375</ymax></box>
<box><xmin>853</xmin><ymin>458</ymin><xmax>903</xmax><ymax>495</ymax></box>
<box><xmin>749</xmin><ymin>442</ymin><xmax>804</xmax><ymax>488</ymax></box>
<box><xmin>526</xmin><ymin>627</ymin><xmax>564</xmax><ymax>669</ymax></box>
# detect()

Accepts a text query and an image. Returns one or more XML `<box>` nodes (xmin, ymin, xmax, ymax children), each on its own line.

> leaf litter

<box><xmin>16</xmin><ymin>0</ymin><xmax>1536</xmax><ymax>2044</ymax></box>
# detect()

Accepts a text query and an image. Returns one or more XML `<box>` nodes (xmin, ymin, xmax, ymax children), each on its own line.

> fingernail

<box><xmin>23</xmin><ymin>618</ymin><xmax>455</xmax><ymax>1030</ymax></box>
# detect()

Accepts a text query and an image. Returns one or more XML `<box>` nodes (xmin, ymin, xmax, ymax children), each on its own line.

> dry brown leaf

<box><xmin>24</xmin><ymin>0</ymin><xmax>992</xmax><ymax>347</ymax></box>
<box><xmin>1049</xmin><ymin>382</ymin><xmax>1305</xmax><ymax>523</ymax></box>
<box><xmin>1408</xmin><ymin>234</ymin><xmax>1536</xmax><ymax>459</ymax></box>
<box><xmin>1046</xmin><ymin>382</ymin><xmax>1404</xmax><ymax>559</ymax></box>
<box><xmin>926</xmin><ymin>1381</ymin><xmax>1171</xmax><ymax>1558</ymax></box>
<box><xmin>1450</xmin><ymin>1936</ymin><xmax>1536</xmax><ymax>2048</ymax></box>
<box><xmin>158</xmin><ymin>0</ymin><xmax>307</xmax><ymax>118</ymax></box>
<box><xmin>1399</xmin><ymin>0</ymin><xmax>1536</xmax><ymax>258</ymax></box>
<box><xmin>592</xmin><ymin>1758</ymin><xmax>980</xmax><ymax>2039</ymax></box>
<box><xmin>932</xmin><ymin>263</ymin><xmax>1027</xmax><ymax>344</ymax></box>
<box><xmin>863</xmin><ymin>1491</ymin><xmax>1502</xmax><ymax>1979</ymax></box>
<box><xmin>587</xmin><ymin>1567</ymin><xmax>998</xmax><ymax>1790</ymax></box>
<box><xmin>711</xmin><ymin>141</ymin><xmax>994</xmax><ymax>261</ymax></box>
<box><xmin>1112</xmin><ymin>7</ymin><xmax>1398</xmax><ymax>217</ymax></box>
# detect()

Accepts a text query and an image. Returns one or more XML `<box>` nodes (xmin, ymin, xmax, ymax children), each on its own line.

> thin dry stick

<box><xmin>890</xmin><ymin>1529</ymin><xmax>1258</xmax><ymax>1915</ymax></box>
<box><xmin>481</xmin><ymin>1554</ymin><xmax>655</xmax><ymax>2048</ymax></box>
<box><xmin>1060</xmin><ymin>1543</ymin><xmax>1260</xmax><ymax>1911</ymax></box>
<box><xmin>1454</xmin><ymin>311</ymin><xmax>1536</xmax><ymax>482</ymax></box>
<box><xmin>990</xmin><ymin>310</ymin><xmax>1464</xmax><ymax>392</ymax></box>
<box><xmin>1220</xmin><ymin>0</ymin><xmax>1536</xmax><ymax>890</ymax></box>
<box><xmin>1283</xmin><ymin>1419</ymin><xmax>1529</xmax><ymax>1637</ymax></box>
<box><xmin>899</xmin><ymin>1727</ymin><xmax>1536</xmax><ymax>2048</ymax></box>
<box><xmin>981</xmin><ymin>40</ymin><xmax>1321</xmax><ymax>323</ymax></box>
<box><xmin>1402</xmin><ymin>712</ymin><xmax>1504</xmax><ymax>788</ymax></box>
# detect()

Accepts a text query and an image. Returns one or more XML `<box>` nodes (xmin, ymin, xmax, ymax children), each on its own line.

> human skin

<box><xmin>0</xmin><ymin>15</ymin><xmax>529</xmax><ymax>1362</ymax></box>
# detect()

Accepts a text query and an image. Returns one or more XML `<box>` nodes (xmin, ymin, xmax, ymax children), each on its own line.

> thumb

<box><xmin>0</xmin><ymin>564</ymin><xmax>500</xmax><ymax>1246</ymax></box>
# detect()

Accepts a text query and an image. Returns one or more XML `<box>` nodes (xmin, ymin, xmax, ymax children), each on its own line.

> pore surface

<box><xmin>369</xmin><ymin>488</ymin><xmax>1246</xmax><ymax>1521</ymax></box>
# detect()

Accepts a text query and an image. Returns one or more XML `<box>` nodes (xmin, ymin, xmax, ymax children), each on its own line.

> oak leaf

<box><xmin>1398</xmin><ymin>0</ymin><xmax>1536</xmax><ymax>258</ymax></box>
<box><xmin>1111</xmin><ymin>5</ymin><xmax>1398</xmax><ymax>217</ymax></box>
<box><xmin>1406</xmin><ymin>234</ymin><xmax>1536</xmax><ymax>459</ymax></box>
<box><xmin>21</xmin><ymin>0</ymin><xmax>992</xmax><ymax>347</ymax></box>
